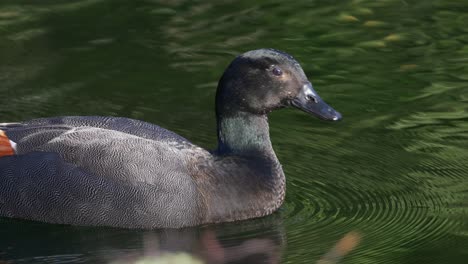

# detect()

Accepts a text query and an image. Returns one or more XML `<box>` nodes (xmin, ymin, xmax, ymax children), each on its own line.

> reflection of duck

<box><xmin>0</xmin><ymin>215</ymin><xmax>286</xmax><ymax>264</ymax></box>
<box><xmin>0</xmin><ymin>49</ymin><xmax>341</xmax><ymax>228</ymax></box>
<box><xmin>111</xmin><ymin>230</ymin><xmax>282</xmax><ymax>264</ymax></box>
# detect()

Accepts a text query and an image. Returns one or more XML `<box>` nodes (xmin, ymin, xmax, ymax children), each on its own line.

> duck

<box><xmin>0</xmin><ymin>49</ymin><xmax>341</xmax><ymax>229</ymax></box>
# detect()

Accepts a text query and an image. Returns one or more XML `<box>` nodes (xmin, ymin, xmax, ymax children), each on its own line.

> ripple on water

<box><xmin>285</xmin><ymin>174</ymin><xmax>456</xmax><ymax>262</ymax></box>
<box><xmin>281</xmin><ymin>120</ymin><xmax>466</xmax><ymax>262</ymax></box>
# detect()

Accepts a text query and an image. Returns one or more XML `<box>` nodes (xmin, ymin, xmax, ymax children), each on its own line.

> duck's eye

<box><xmin>272</xmin><ymin>67</ymin><xmax>283</xmax><ymax>76</ymax></box>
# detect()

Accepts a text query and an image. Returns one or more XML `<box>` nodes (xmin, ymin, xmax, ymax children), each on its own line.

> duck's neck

<box><xmin>216</xmin><ymin>112</ymin><xmax>274</xmax><ymax>156</ymax></box>
<box><xmin>193</xmin><ymin>112</ymin><xmax>286</xmax><ymax>223</ymax></box>
<box><xmin>200</xmin><ymin>111</ymin><xmax>285</xmax><ymax>224</ymax></box>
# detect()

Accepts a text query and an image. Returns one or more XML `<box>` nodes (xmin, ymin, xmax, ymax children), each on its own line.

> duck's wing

<box><xmin>0</xmin><ymin>116</ymin><xmax>202</xmax><ymax>185</ymax></box>
<box><xmin>0</xmin><ymin>117</ymin><xmax>204</xmax><ymax>227</ymax></box>
<box><xmin>1</xmin><ymin>116</ymin><xmax>190</xmax><ymax>150</ymax></box>
<box><xmin>0</xmin><ymin>151</ymin><xmax>201</xmax><ymax>228</ymax></box>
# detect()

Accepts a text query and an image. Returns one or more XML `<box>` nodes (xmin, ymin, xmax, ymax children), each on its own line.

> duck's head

<box><xmin>216</xmin><ymin>48</ymin><xmax>342</xmax><ymax>121</ymax></box>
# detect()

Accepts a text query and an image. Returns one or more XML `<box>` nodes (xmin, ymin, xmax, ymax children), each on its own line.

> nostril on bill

<box><xmin>307</xmin><ymin>95</ymin><xmax>318</xmax><ymax>103</ymax></box>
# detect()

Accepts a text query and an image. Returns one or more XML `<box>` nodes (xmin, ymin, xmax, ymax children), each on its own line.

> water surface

<box><xmin>0</xmin><ymin>0</ymin><xmax>467</xmax><ymax>263</ymax></box>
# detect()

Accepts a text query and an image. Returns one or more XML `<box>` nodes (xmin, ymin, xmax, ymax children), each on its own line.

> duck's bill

<box><xmin>291</xmin><ymin>82</ymin><xmax>342</xmax><ymax>121</ymax></box>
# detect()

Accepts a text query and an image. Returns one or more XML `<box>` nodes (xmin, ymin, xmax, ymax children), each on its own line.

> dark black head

<box><xmin>215</xmin><ymin>48</ymin><xmax>342</xmax><ymax>121</ymax></box>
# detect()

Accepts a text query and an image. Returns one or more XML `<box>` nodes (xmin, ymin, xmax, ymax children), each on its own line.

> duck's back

<box><xmin>0</xmin><ymin>116</ymin><xmax>207</xmax><ymax>228</ymax></box>
<box><xmin>4</xmin><ymin>116</ymin><xmax>190</xmax><ymax>147</ymax></box>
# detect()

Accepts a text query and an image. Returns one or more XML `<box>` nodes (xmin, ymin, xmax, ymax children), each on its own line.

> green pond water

<box><xmin>1</xmin><ymin>0</ymin><xmax>467</xmax><ymax>263</ymax></box>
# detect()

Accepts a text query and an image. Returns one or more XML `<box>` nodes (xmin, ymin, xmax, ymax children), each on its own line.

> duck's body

<box><xmin>0</xmin><ymin>116</ymin><xmax>283</xmax><ymax>228</ymax></box>
<box><xmin>0</xmin><ymin>49</ymin><xmax>340</xmax><ymax>228</ymax></box>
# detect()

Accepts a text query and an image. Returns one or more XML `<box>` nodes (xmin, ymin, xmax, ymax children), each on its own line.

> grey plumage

<box><xmin>1</xmin><ymin>117</ymin><xmax>204</xmax><ymax>228</ymax></box>
<box><xmin>0</xmin><ymin>49</ymin><xmax>341</xmax><ymax>228</ymax></box>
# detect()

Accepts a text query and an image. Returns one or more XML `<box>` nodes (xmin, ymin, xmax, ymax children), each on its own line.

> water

<box><xmin>0</xmin><ymin>0</ymin><xmax>467</xmax><ymax>263</ymax></box>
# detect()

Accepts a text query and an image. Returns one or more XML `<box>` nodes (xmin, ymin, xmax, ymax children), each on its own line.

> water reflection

<box><xmin>0</xmin><ymin>217</ymin><xmax>365</xmax><ymax>264</ymax></box>
<box><xmin>0</xmin><ymin>216</ymin><xmax>285</xmax><ymax>264</ymax></box>
<box><xmin>318</xmin><ymin>232</ymin><xmax>361</xmax><ymax>264</ymax></box>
